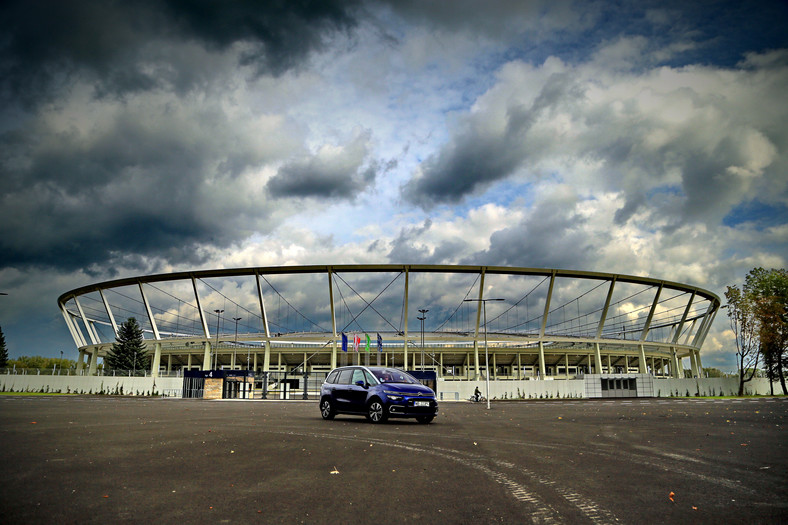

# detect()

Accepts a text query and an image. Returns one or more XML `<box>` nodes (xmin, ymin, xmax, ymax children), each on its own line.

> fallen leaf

<box><xmin>330</xmin><ymin>467</ymin><xmax>340</xmax><ymax>474</ymax></box>
<box><xmin>669</xmin><ymin>491</ymin><xmax>675</xmax><ymax>503</ymax></box>
<box><xmin>692</xmin><ymin>506</ymin><xmax>698</xmax><ymax>510</ymax></box>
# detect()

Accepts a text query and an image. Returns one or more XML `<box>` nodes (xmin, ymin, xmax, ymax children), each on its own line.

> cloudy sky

<box><xmin>1</xmin><ymin>0</ymin><xmax>786</xmax><ymax>371</ymax></box>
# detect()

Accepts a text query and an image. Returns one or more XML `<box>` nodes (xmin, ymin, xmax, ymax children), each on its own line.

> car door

<box><xmin>346</xmin><ymin>368</ymin><xmax>369</xmax><ymax>412</ymax></box>
<box><xmin>333</xmin><ymin>368</ymin><xmax>355</xmax><ymax>411</ymax></box>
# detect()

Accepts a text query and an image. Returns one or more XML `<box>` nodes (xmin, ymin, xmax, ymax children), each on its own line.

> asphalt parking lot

<box><xmin>1</xmin><ymin>395</ymin><xmax>786</xmax><ymax>524</ymax></box>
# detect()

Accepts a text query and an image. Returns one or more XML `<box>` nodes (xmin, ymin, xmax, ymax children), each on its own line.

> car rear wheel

<box><xmin>416</xmin><ymin>415</ymin><xmax>434</xmax><ymax>424</ymax></box>
<box><xmin>320</xmin><ymin>398</ymin><xmax>336</xmax><ymax>420</ymax></box>
<box><xmin>366</xmin><ymin>399</ymin><xmax>388</xmax><ymax>423</ymax></box>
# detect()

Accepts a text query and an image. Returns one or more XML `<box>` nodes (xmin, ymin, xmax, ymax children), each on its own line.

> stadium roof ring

<box><xmin>58</xmin><ymin>265</ymin><xmax>721</xmax><ymax>380</ymax></box>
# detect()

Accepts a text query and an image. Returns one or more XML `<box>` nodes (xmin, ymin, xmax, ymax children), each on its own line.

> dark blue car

<box><xmin>320</xmin><ymin>366</ymin><xmax>438</xmax><ymax>424</ymax></box>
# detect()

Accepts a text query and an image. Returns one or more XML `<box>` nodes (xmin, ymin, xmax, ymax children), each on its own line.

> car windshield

<box><xmin>369</xmin><ymin>368</ymin><xmax>419</xmax><ymax>384</ymax></box>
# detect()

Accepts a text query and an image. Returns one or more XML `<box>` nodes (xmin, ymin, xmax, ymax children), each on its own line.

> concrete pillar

<box><xmin>151</xmin><ymin>342</ymin><xmax>162</xmax><ymax>378</ymax></box>
<box><xmin>167</xmin><ymin>354</ymin><xmax>172</xmax><ymax>374</ymax></box>
<box><xmin>538</xmin><ymin>341</ymin><xmax>546</xmax><ymax>379</ymax></box>
<box><xmin>76</xmin><ymin>350</ymin><xmax>86</xmax><ymax>373</ymax></box>
<box><xmin>565</xmin><ymin>354</ymin><xmax>570</xmax><ymax>379</ymax></box>
<box><xmin>202</xmin><ymin>342</ymin><xmax>211</xmax><ymax>371</ymax></box>
<box><xmin>331</xmin><ymin>342</ymin><xmax>337</xmax><ymax>370</ymax></box>
<box><xmin>263</xmin><ymin>341</ymin><xmax>271</xmax><ymax>372</ymax></box>
<box><xmin>473</xmin><ymin>340</ymin><xmax>481</xmax><ymax>380</ymax></box>
<box><xmin>88</xmin><ymin>350</ymin><xmax>98</xmax><ymax>375</ymax></box>
<box><xmin>594</xmin><ymin>343</ymin><xmax>603</xmax><ymax>374</ymax></box>
<box><xmin>638</xmin><ymin>344</ymin><xmax>647</xmax><ymax>374</ymax></box>
<box><xmin>690</xmin><ymin>350</ymin><xmax>699</xmax><ymax>378</ymax></box>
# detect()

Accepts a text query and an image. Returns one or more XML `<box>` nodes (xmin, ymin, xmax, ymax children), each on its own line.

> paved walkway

<box><xmin>1</xmin><ymin>396</ymin><xmax>786</xmax><ymax>524</ymax></box>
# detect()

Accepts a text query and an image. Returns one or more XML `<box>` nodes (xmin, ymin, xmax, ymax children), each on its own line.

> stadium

<box><xmin>55</xmin><ymin>265</ymin><xmax>721</xmax><ymax>398</ymax></box>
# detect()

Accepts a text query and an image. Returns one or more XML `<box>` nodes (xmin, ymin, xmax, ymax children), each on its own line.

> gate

<box><xmin>255</xmin><ymin>371</ymin><xmax>328</xmax><ymax>400</ymax></box>
<box><xmin>601</xmin><ymin>377</ymin><xmax>638</xmax><ymax>398</ymax></box>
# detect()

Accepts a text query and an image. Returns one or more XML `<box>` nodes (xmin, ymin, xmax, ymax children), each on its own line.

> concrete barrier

<box><xmin>0</xmin><ymin>373</ymin><xmax>182</xmax><ymax>396</ymax></box>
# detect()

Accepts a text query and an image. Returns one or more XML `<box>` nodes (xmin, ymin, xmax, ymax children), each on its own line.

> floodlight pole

<box><xmin>465</xmin><ymin>298</ymin><xmax>504</xmax><ymax>409</ymax></box>
<box><xmin>233</xmin><ymin>317</ymin><xmax>242</xmax><ymax>370</ymax></box>
<box><xmin>213</xmin><ymin>309</ymin><xmax>224</xmax><ymax>370</ymax></box>
<box><xmin>418</xmin><ymin>309</ymin><xmax>428</xmax><ymax>371</ymax></box>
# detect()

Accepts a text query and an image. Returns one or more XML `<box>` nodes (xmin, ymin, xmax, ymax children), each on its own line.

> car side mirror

<box><xmin>355</xmin><ymin>380</ymin><xmax>367</xmax><ymax>388</ymax></box>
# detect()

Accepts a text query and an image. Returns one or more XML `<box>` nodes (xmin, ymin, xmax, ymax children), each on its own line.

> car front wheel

<box><xmin>320</xmin><ymin>398</ymin><xmax>336</xmax><ymax>420</ymax></box>
<box><xmin>366</xmin><ymin>399</ymin><xmax>388</xmax><ymax>423</ymax></box>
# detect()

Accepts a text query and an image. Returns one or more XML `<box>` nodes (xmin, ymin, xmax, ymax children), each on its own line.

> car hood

<box><xmin>381</xmin><ymin>383</ymin><xmax>435</xmax><ymax>397</ymax></box>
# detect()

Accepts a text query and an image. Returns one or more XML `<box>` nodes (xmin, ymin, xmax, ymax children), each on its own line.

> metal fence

<box><xmin>255</xmin><ymin>371</ymin><xmax>328</xmax><ymax>400</ymax></box>
<box><xmin>1</xmin><ymin>367</ymin><xmax>188</xmax><ymax>377</ymax></box>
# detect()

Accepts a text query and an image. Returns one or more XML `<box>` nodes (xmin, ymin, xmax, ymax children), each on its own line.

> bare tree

<box><xmin>725</xmin><ymin>285</ymin><xmax>760</xmax><ymax>396</ymax></box>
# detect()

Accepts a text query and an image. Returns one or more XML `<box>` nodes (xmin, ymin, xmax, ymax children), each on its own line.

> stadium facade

<box><xmin>58</xmin><ymin>265</ymin><xmax>721</xmax><ymax>389</ymax></box>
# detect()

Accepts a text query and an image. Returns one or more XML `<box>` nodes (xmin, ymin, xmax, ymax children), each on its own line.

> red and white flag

<box><xmin>353</xmin><ymin>334</ymin><xmax>360</xmax><ymax>352</ymax></box>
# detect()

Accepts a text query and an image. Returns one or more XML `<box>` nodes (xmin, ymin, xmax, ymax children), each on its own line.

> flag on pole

<box><xmin>353</xmin><ymin>334</ymin><xmax>360</xmax><ymax>352</ymax></box>
<box><xmin>341</xmin><ymin>332</ymin><xmax>348</xmax><ymax>352</ymax></box>
<box><xmin>365</xmin><ymin>333</ymin><xmax>371</xmax><ymax>352</ymax></box>
<box><xmin>377</xmin><ymin>333</ymin><xmax>383</xmax><ymax>352</ymax></box>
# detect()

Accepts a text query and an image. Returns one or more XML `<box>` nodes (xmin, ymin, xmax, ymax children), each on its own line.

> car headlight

<box><xmin>383</xmin><ymin>391</ymin><xmax>404</xmax><ymax>401</ymax></box>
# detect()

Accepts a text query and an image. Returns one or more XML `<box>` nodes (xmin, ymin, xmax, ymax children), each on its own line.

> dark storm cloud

<box><xmin>0</xmin><ymin>0</ymin><xmax>365</xmax><ymax>272</ymax></box>
<box><xmin>266</xmin><ymin>131</ymin><xmax>376</xmax><ymax>200</ymax></box>
<box><xmin>0</xmin><ymin>97</ymin><xmax>274</xmax><ymax>271</ymax></box>
<box><xmin>0</xmin><ymin>0</ymin><xmax>360</xmax><ymax>105</ymax></box>
<box><xmin>401</xmin><ymin>71</ymin><xmax>579</xmax><ymax>208</ymax></box>
<box><xmin>462</xmin><ymin>195</ymin><xmax>596</xmax><ymax>269</ymax></box>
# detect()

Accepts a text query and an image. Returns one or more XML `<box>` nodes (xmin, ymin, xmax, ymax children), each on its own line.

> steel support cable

<box><xmin>102</xmin><ymin>286</ymin><xmax>203</xmax><ymax>338</ymax></box>
<box><xmin>433</xmin><ymin>273</ymin><xmax>481</xmax><ymax>333</ymax></box>
<box><xmin>334</xmin><ymin>278</ymin><xmax>362</xmax><ymax>333</ymax></box>
<box><xmin>488</xmin><ymin>274</ymin><xmax>550</xmax><ymax>324</ymax></box>
<box><xmin>539</xmin><ymin>280</ymin><xmax>609</xmax><ymax>328</ymax></box>
<box><xmin>197</xmin><ymin>278</ymin><xmax>263</xmax><ymax>332</ymax></box>
<box><xmin>144</xmin><ymin>281</ymin><xmax>204</xmax><ymax>334</ymax></box>
<box><xmin>488</xmin><ymin>275</ymin><xmax>552</xmax><ymax>331</ymax></box>
<box><xmin>432</xmin><ymin>274</ymin><xmax>481</xmax><ymax>333</ymax></box>
<box><xmin>101</xmin><ymin>288</ymin><xmax>149</xmax><ymax>324</ymax></box>
<box><xmin>258</xmin><ymin>276</ymin><xmax>330</xmax><ymax>333</ymax></box>
<box><xmin>333</xmin><ymin>272</ymin><xmax>402</xmax><ymax>333</ymax></box>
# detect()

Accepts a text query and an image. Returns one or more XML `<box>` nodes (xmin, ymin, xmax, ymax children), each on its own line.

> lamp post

<box><xmin>417</xmin><ymin>309</ymin><xmax>428</xmax><ymax>371</ymax></box>
<box><xmin>464</xmin><ymin>298</ymin><xmax>505</xmax><ymax>409</ymax></box>
<box><xmin>213</xmin><ymin>309</ymin><xmax>224</xmax><ymax>370</ymax></box>
<box><xmin>233</xmin><ymin>317</ymin><xmax>242</xmax><ymax>370</ymax></box>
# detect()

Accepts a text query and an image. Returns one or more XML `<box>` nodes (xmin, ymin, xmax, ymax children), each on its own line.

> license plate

<box><xmin>414</xmin><ymin>400</ymin><xmax>430</xmax><ymax>407</ymax></box>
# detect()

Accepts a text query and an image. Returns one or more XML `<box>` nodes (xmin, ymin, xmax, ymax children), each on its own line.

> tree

<box><xmin>725</xmin><ymin>284</ymin><xmax>760</xmax><ymax>396</ymax></box>
<box><xmin>0</xmin><ymin>325</ymin><xmax>8</xmax><ymax>368</ymax></box>
<box><xmin>746</xmin><ymin>268</ymin><xmax>788</xmax><ymax>395</ymax></box>
<box><xmin>702</xmin><ymin>367</ymin><xmax>728</xmax><ymax>378</ymax></box>
<box><xmin>105</xmin><ymin>318</ymin><xmax>150</xmax><ymax>374</ymax></box>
